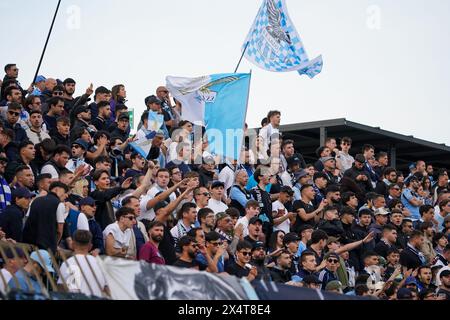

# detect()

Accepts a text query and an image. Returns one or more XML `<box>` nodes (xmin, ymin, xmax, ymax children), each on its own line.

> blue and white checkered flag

<box><xmin>242</xmin><ymin>0</ymin><xmax>323</xmax><ymax>78</ymax></box>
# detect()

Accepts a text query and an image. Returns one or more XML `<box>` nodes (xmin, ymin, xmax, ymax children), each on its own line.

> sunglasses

<box><xmin>201</xmin><ymin>192</ymin><xmax>211</xmax><ymax>197</ymax></box>
<box><xmin>240</xmin><ymin>251</ymin><xmax>252</xmax><ymax>257</ymax></box>
<box><xmin>327</xmin><ymin>259</ymin><xmax>339</xmax><ymax>264</ymax></box>
<box><xmin>8</xmin><ymin>111</ymin><xmax>20</xmax><ymax>117</ymax></box>
<box><xmin>53</xmin><ymin>91</ymin><xmax>64</xmax><ymax>96</ymax></box>
<box><xmin>124</xmin><ymin>215</ymin><xmax>136</xmax><ymax>221</ymax></box>
<box><xmin>72</xmin><ymin>145</ymin><xmax>82</xmax><ymax>149</ymax></box>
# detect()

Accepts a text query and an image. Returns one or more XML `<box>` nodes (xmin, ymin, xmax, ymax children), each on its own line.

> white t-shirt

<box><xmin>57</xmin><ymin>254</ymin><xmax>107</xmax><ymax>298</ymax></box>
<box><xmin>235</xmin><ymin>216</ymin><xmax>250</xmax><ymax>237</ymax></box>
<box><xmin>272</xmin><ymin>200</ymin><xmax>290</xmax><ymax>234</ymax></box>
<box><xmin>218</xmin><ymin>166</ymin><xmax>235</xmax><ymax>197</ymax></box>
<box><xmin>139</xmin><ymin>185</ymin><xmax>176</xmax><ymax>221</ymax></box>
<box><xmin>208</xmin><ymin>198</ymin><xmax>228</xmax><ymax>215</ymax></box>
<box><xmin>40</xmin><ymin>164</ymin><xmax>59</xmax><ymax>179</ymax></box>
<box><xmin>0</xmin><ymin>268</ymin><xmax>13</xmax><ymax>294</ymax></box>
<box><xmin>258</xmin><ymin>123</ymin><xmax>279</xmax><ymax>151</ymax></box>
<box><xmin>77</xmin><ymin>212</ymin><xmax>90</xmax><ymax>231</ymax></box>
<box><xmin>103</xmin><ymin>222</ymin><xmax>132</xmax><ymax>249</ymax></box>
<box><xmin>56</xmin><ymin>203</ymin><xmax>66</xmax><ymax>224</ymax></box>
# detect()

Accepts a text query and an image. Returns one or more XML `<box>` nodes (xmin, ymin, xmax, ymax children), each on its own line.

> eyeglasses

<box><xmin>8</xmin><ymin>111</ymin><xmax>20</xmax><ymax>117</ymax></box>
<box><xmin>240</xmin><ymin>251</ymin><xmax>251</xmax><ymax>256</ymax></box>
<box><xmin>327</xmin><ymin>259</ymin><xmax>339</xmax><ymax>264</ymax></box>
<box><xmin>200</xmin><ymin>192</ymin><xmax>211</xmax><ymax>197</ymax></box>
<box><xmin>72</xmin><ymin>145</ymin><xmax>81</xmax><ymax>149</ymax></box>
<box><xmin>124</xmin><ymin>215</ymin><xmax>136</xmax><ymax>221</ymax></box>
<box><xmin>53</xmin><ymin>91</ymin><xmax>64</xmax><ymax>96</ymax></box>
<box><xmin>209</xmin><ymin>241</ymin><xmax>223</xmax><ymax>247</ymax></box>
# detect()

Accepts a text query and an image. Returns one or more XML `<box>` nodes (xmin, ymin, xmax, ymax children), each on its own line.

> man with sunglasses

<box><xmin>376</xmin><ymin>167</ymin><xmax>398</xmax><ymax>199</ymax></box>
<box><xmin>318</xmin><ymin>252</ymin><xmax>341</xmax><ymax>289</ymax></box>
<box><xmin>194</xmin><ymin>187</ymin><xmax>211</xmax><ymax>212</ymax></box>
<box><xmin>4</xmin><ymin>103</ymin><xmax>26</xmax><ymax>143</ymax></box>
<box><xmin>103</xmin><ymin>207</ymin><xmax>135</xmax><ymax>259</ymax></box>
<box><xmin>196</xmin><ymin>231</ymin><xmax>226</xmax><ymax>273</ymax></box>
<box><xmin>336</xmin><ymin>137</ymin><xmax>354</xmax><ymax>173</ymax></box>
<box><xmin>155</xmin><ymin>86</ymin><xmax>175</xmax><ymax>131</ymax></box>
<box><xmin>173</xmin><ymin>235</ymin><xmax>200</xmax><ymax>270</ymax></box>
<box><xmin>226</xmin><ymin>240</ymin><xmax>258</xmax><ymax>281</ymax></box>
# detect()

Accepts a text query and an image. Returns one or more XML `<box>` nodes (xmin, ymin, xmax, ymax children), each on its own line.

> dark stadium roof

<box><xmin>279</xmin><ymin>118</ymin><xmax>450</xmax><ymax>172</ymax></box>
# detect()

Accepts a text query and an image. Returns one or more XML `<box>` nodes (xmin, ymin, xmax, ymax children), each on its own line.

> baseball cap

<box><xmin>154</xmin><ymin>201</ymin><xmax>169</xmax><ymax>213</ymax></box>
<box><xmin>118</xmin><ymin>113</ymin><xmax>130</xmax><ymax>121</ymax></box>
<box><xmin>354</xmin><ymin>154</ymin><xmax>366</xmax><ymax>163</ymax></box>
<box><xmin>215</xmin><ymin>212</ymin><xmax>230</xmax><ymax>222</ymax></box>
<box><xmin>211</xmin><ymin>180</ymin><xmax>225</xmax><ymax>189</ymax></box>
<box><xmin>12</xmin><ymin>187</ymin><xmax>33</xmax><ymax>199</ymax></box>
<box><xmin>397</xmin><ymin>288</ymin><xmax>413</xmax><ymax>300</ymax></box>
<box><xmin>3</xmin><ymin>247</ymin><xmax>26</xmax><ymax>259</ymax></box>
<box><xmin>73</xmin><ymin>105</ymin><xmax>90</xmax><ymax>117</ymax></box>
<box><xmin>374</xmin><ymin>208</ymin><xmax>390</xmax><ymax>216</ymax></box>
<box><xmin>302</xmin><ymin>274</ymin><xmax>322</xmax><ymax>284</ymax></box>
<box><xmin>248</xmin><ymin>216</ymin><xmax>263</xmax><ymax>225</ymax></box>
<box><xmin>202</xmin><ymin>156</ymin><xmax>215</xmax><ymax>165</ymax></box>
<box><xmin>283</xmin><ymin>232</ymin><xmax>300</xmax><ymax>245</ymax></box>
<box><xmin>35</xmin><ymin>75</ymin><xmax>46</xmax><ymax>83</ymax></box>
<box><xmin>325</xmin><ymin>252</ymin><xmax>340</xmax><ymax>260</ymax></box>
<box><xmin>145</xmin><ymin>95</ymin><xmax>162</xmax><ymax>105</ymax></box>
<box><xmin>286</xmin><ymin>155</ymin><xmax>301</xmax><ymax>166</ymax></box>
<box><xmin>326</xmin><ymin>237</ymin><xmax>341</xmax><ymax>246</ymax></box>
<box><xmin>404</xmin><ymin>276</ymin><xmax>418</xmax><ymax>286</ymax></box>
<box><xmin>79</xmin><ymin>197</ymin><xmax>96</xmax><ymax>207</ymax></box>
<box><xmin>294</xmin><ymin>169</ymin><xmax>309</xmax><ymax>181</ymax></box>
<box><xmin>252</xmin><ymin>241</ymin><xmax>265</xmax><ymax>251</ymax></box>
<box><xmin>72</xmin><ymin>138</ymin><xmax>88</xmax><ymax>150</ymax></box>
<box><xmin>440</xmin><ymin>269</ymin><xmax>450</xmax><ymax>278</ymax></box>
<box><xmin>320</xmin><ymin>156</ymin><xmax>335</xmax><ymax>163</ymax></box>
<box><xmin>30</xmin><ymin>250</ymin><xmax>55</xmax><ymax>273</ymax></box>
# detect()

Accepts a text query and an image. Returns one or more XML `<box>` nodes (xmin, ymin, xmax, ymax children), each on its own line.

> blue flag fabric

<box><xmin>242</xmin><ymin>0</ymin><xmax>322</xmax><ymax>78</ymax></box>
<box><xmin>148</xmin><ymin>111</ymin><xmax>164</xmax><ymax>132</ymax></box>
<box><xmin>166</xmin><ymin>73</ymin><xmax>251</xmax><ymax>160</ymax></box>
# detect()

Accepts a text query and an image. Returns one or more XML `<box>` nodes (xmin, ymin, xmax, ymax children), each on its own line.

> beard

<box><xmin>188</xmin><ymin>250</ymin><xmax>196</xmax><ymax>259</ymax></box>
<box><xmin>151</xmin><ymin>235</ymin><xmax>163</xmax><ymax>242</ymax></box>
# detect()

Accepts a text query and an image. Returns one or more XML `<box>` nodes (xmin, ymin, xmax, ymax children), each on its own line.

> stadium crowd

<box><xmin>0</xmin><ymin>63</ymin><xmax>449</xmax><ymax>300</ymax></box>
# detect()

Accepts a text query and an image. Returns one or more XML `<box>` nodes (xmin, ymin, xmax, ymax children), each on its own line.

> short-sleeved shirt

<box><xmin>139</xmin><ymin>242</ymin><xmax>165</xmax><ymax>265</ymax></box>
<box><xmin>225</xmin><ymin>262</ymin><xmax>250</xmax><ymax>278</ymax></box>
<box><xmin>272</xmin><ymin>200</ymin><xmax>290</xmax><ymax>234</ymax></box>
<box><xmin>292</xmin><ymin>200</ymin><xmax>316</xmax><ymax>233</ymax></box>
<box><xmin>58</xmin><ymin>254</ymin><xmax>107</xmax><ymax>297</ymax></box>
<box><xmin>103</xmin><ymin>222</ymin><xmax>132</xmax><ymax>249</ymax></box>
<box><xmin>401</xmin><ymin>189</ymin><xmax>422</xmax><ymax>221</ymax></box>
<box><xmin>196</xmin><ymin>253</ymin><xmax>224</xmax><ymax>272</ymax></box>
<box><xmin>139</xmin><ymin>185</ymin><xmax>176</xmax><ymax>221</ymax></box>
<box><xmin>208</xmin><ymin>198</ymin><xmax>229</xmax><ymax>215</ymax></box>
<box><xmin>173</xmin><ymin>258</ymin><xmax>200</xmax><ymax>269</ymax></box>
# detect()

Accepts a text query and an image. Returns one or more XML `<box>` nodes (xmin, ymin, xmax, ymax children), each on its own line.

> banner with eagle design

<box><xmin>242</xmin><ymin>0</ymin><xmax>323</xmax><ymax>78</ymax></box>
<box><xmin>166</xmin><ymin>73</ymin><xmax>251</xmax><ymax>160</ymax></box>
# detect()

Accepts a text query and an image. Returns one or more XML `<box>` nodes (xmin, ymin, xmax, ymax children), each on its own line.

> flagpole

<box><xmin>234</xmin><ymin>42</ymin><xmax>249</xmax><ymax>73</ymax></box>
<box><xmin>32</xmin><ymin>0</ymin><xmax>62</xmax><ymax>86</ymax></box>
<box><xmin>237</xmin><ymin>70</ymin><xmax>252</xmax><ymax>161</ymax></box>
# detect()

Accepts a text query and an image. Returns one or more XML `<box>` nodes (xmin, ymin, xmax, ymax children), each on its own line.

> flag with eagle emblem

<box><xmin>242</xmin><ymin>0</ymin><xmax>322</xmax><ymax>78</ymax></box>
<box><xmin>166</xmin><ymin>73</ymin><xmax>251</xmax><ymax>160</ymax></box>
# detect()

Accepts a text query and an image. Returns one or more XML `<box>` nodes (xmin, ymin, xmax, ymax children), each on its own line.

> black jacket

<box><xmin>269</xmin><ymin>267</ymin><xmax>292</xmax><ymax>283</ymax></box>
<box><xmin>343</xmin><ymin>165</ymin><xmax>374</xmax><ymax>194</ymax></box>
<box><xmin>400</xmin><ymin>245</ymin><xmax>424</xmax><ymax>269</ymax></box>
<box><xmin>0</xmin><ymin>204</ymin><xmax>25</xmax><ymax>241</ymax></box>
<box><xmin>4</xmin><ymin>122</ymin><xmax>26</xmax><ymax>144</ymax></box>
<box><xmin>317</xmin><ymin>219</ymin><xmax>344</xmax><ymax>237</ymax></box>
<box><xmin>91</xmin><ymin>186</ymin><xmax>123</xmax><ymax>230</ymax></box>
<box><xmin>22</xmin><ymin>192</ymin><xmax>61</xmax><ymax>253</ymax></box>
<box><xmin>198</xmin><ymin>167</ymin><xmax>215</xmax><ymax>188</ymax></box>
<box><xmin>374</xmin><ymin>240</ymin><xmax>396</xmax><ymax>258</ymax></box>
<box><xmin>4</xmin><ymin>157</ymin><xmax>39</xmax><ymax>184</ymax></box>
<box><xmin>50</xmin><ymin>131</ymin><xmax>70</xmax><ymax>147</ymax></box>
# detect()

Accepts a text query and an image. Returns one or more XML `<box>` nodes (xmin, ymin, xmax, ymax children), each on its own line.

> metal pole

<box><xmin>234</xmin><ymin>42</ymin><xmax>250</xmax><ymax>73</ymax></box>
<box><xmin>31</xmin><ymin>0</ymin><xmax>62</xmax><ymax>87</ymax></box>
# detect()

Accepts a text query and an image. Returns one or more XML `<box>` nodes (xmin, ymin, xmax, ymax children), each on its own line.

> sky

<box><xmin>1</xmin><ymin>0</ymin><xmax>449</xmax><ymax>145</ymax></box>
